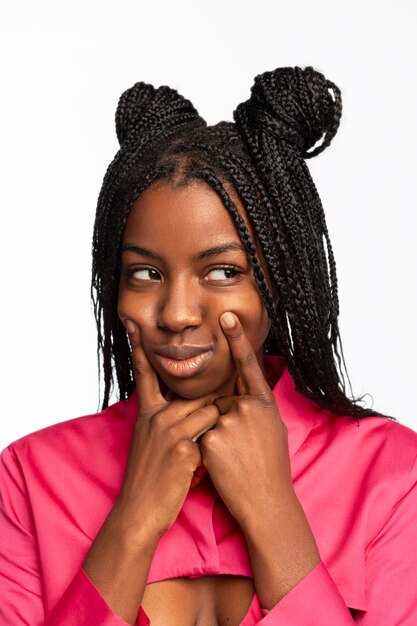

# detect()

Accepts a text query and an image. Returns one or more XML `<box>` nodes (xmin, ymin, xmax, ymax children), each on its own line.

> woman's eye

<box><xmin>128</xmin><ymin>267</ymin><xmax>161</xmax><ymax>281</ymax></box>
<box><xmin>205</xmin><ymin>267</ymin><xmax>240</xmax><ymax>282</ymax></box>
<box><xmin>125</xmin><ymin>266</ymin><xmax>241</xmax><ymax>284</ymax></box>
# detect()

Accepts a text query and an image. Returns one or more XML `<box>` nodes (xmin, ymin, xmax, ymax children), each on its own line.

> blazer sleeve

<box><xmin>254</xmin><ymin>453</ymin><xmax>417</xmax><ymax>626</ymax></box>
<box><xmin>0</xmin><ymin>445</ymin><xmax>149</xmax><ymax>626</ymax></box>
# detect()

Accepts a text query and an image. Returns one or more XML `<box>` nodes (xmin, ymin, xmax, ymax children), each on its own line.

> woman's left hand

<box><xmin>199</xmin><ymin>311</ymin><xmax>295</xmax><ymax>531</ymax></box>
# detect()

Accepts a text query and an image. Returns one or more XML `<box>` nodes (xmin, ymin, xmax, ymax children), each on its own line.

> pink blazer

<box><xmin>1</xmin><ymin>355</ymin><xmax>417</xmax><ymax>625</ymax></box>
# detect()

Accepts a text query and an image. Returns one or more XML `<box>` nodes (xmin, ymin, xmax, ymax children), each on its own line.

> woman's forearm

<box><xmin>82</xmin><ymin>503</ymin><xmax>160</xmax><ymax>625</ymax></box>
<box><xmin>242</xmin><ymin>490</ymin><xmax>320</xmax><ymax>610</ymax></box>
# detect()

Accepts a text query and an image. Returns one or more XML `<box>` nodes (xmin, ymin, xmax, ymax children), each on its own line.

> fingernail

<box><xmin>124</xmin><ymin>319</ymin><xmax>136</xmax><ymax>334</ymax></box>
<box><xmin>220</xmin><ymin>312</ymin><xmax>235</xmax><ymax>329</ymax></box>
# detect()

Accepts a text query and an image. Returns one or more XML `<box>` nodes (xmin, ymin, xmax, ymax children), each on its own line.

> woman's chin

<box><xmin>160</xmin><ymin>373</ymin><xmax>235</xmax><ymax>401</ymax></box>
<box><xmin>164</xmin><ymin>382</ymin><xmax>219</xmax><ymax>401</ymax></box>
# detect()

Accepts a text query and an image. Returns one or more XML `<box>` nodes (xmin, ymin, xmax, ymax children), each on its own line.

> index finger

<box><xmin>219</xmin><ymin>312</ymin><xmax>270</xmax><ymax>397</ymax></box>
<box><xmin>123</xmin><ymin>319</ymin><xmax>166</xmax><ymax>412</ymax></box>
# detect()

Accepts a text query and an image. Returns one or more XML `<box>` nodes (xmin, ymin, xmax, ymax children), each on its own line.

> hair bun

<box><xmin>234</xmin><ymin>66</ymin><xmax>342</xmax><ymax>158</ymax></box>
<box><xmin>115</xmin><ymin>81</ymin><xmax>203</xmax><ymax>148</ymax></box>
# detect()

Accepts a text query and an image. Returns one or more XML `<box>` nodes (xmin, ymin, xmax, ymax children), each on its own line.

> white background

<box><xmin>1</xmin><ymin>0</ymin><xmax>416</xmax><ymax>450</ymax></box>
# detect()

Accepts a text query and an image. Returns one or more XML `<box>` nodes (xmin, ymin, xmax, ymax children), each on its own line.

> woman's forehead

<box><xmin>123</xmin><ymin>180</ymin><xmax>256</xmax><ymax>246</ymax></box>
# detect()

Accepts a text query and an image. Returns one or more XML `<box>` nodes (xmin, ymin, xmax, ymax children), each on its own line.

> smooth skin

<box><xmin>83</xmin><ymin>181</ymin><xmax>320</xmax><ymax>624</ymax></box>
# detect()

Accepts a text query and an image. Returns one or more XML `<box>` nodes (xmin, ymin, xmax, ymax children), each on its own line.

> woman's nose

<box><xmin>157</xmin><ymin>281</ymin><xmax>203</xmax><ymax>333</ymax></box>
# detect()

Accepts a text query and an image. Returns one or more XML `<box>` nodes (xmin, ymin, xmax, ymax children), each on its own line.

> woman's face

<box><xmin>118</xmin><ymin>180</ymin><xmax>271</xmax><ymax>399</ymax></box>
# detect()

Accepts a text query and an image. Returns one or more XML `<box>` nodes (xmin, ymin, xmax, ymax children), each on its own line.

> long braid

<box><xmin>91</xmin><ymin>68</ymin><xmax>392</xmax><ymax>419</ymax></box>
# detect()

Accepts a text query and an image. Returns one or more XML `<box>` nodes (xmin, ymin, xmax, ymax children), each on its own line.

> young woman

<box><xmin>1</xmin><ymin>66</ymin><xmax>417</xmax><ymax>625</ymax></box>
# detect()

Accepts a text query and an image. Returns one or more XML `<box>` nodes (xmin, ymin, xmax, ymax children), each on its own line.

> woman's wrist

<box><xmin>109</xmin><ymin>498</ymin><xmax>163</xmax><ymax>552</ymax></box>
<box><xmin>82</xmin><ymin>503</ymin><xmax>159</xmax><ymax>624</ymax></box>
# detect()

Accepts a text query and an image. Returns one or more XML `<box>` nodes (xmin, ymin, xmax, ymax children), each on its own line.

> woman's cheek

<box><xmin>117</xmin><ymin>291</ymin><xmax>154</xmax><ymax>329</ymax></box>
<box><xmin>222</xmin><ymin>292</ymin><xmax>270</xmax><ymax>351</ymax></box>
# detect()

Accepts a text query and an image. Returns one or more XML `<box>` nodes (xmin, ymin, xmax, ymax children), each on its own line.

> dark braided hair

<box><xmin>91</xmin><ymin>66</ymin><xmax>391</xmax><ymax>420</ymax></box>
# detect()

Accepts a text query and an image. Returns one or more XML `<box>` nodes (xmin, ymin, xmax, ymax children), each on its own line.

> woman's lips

<box><xmin>153</xmin><ymin>349</ymin><xmax>214</xmax><ymax>378</ymax></box>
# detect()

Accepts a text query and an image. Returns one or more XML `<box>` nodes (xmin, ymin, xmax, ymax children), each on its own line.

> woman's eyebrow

<box><xmin>121</xmin><ymin>244</ymin><xmax>160</xmax><ymax>259</ymax></box>
<box><xmin>121</xmin><ymin>242</ymin><xmax>246</xmax><ymax>261</ymax></box>
<box><xmin>194</xmin><ymin>242</ymin><xmax>245</xmax><ymax>261</ymax></box>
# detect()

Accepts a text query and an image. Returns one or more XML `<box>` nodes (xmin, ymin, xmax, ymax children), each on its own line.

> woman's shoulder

<box><xmin>0</xmin><ymin>398</ymin><xmax>136</xmax><ymax>550</ymax></box>
<box><xmin>318</xmin><ymin>410</ymin><xmax>417</xmax><ymax>496</ymax></box>
<box><xmin>2</xmin><ymin>397</ymin><xmax>134</xmax><ymax>468</ymax></box>
<box><xmin>333</xmin><ymin>411</ymin><xmax>417</xmax><ymax>457</ymax></box>
<box><xmin>271</xmin><ymin>355</ymin><xmax>417</xmax><ymax>469</ymax></box>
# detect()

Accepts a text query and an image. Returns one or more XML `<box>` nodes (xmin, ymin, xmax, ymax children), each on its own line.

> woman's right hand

<box><xmin>114</xmin><ymin>320</ymin><xmax>219</xmax><ymax>544</ymax></box>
